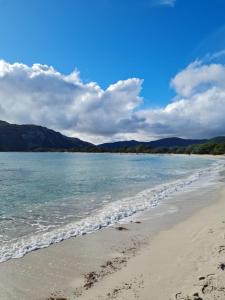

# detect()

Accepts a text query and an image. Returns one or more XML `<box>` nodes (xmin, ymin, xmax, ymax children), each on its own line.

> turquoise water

<box><xmin>0</xmin><ymin>153</ymin><xmax>222</xmax><ymax>261</ymax></box>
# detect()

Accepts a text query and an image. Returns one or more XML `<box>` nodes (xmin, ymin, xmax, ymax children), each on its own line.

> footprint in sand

<box><xmin>192</xmin><ymin>293</ymin><xmax>203</xmax><ymax>300</ymax></box>
<box><xmin>175</xmin><ymin>291</ymin><xmax>203</xmax><ymax>300</ymax></box>
<box><xmin>202</xmin><ymin>282</ymin><xmax>214</xmax><ymax>295</ymax></box>
<box><xmin>175</xmin><ymin>292</ymin><xmax>186</xmax><ymax>299</ymax></box>
<box><xmin>218</xmin><ymin>245</ymin><xmax>225</xmax><ymax>254</ymax></box>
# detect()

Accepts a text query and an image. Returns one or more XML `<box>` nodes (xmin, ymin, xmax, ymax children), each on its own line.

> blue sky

<box><xmin>0</xmin><ymin>0</ymin><xmax>225</xmax><ymax>142</ymax></box>
<box><xmin>0</xmin><ymin>0</ymin><xmax>224</xmax><ymax>106</ymax></box>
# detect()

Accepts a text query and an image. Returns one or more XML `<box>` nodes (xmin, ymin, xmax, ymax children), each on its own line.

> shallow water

<box><xmin>0</xmin><ymin>153</ymin><xmax>223</xmax><ymax>262</ymax></box>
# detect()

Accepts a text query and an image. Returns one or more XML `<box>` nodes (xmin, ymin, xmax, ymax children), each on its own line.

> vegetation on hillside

<box><xmin>0</xmin><ymin>120</ymin><xmax>224</xmax><ymax>154</ymax></box>
<box><xmin>96</xmin><ymin>140</ymin><xmax>225</xmax><ymax>155</ymax></box>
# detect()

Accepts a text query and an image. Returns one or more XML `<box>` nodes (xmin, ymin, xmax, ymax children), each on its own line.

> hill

<box><xmin>98</xmin><ymin>137</ymin><xmax>207</xmax><ymax>152</ymax></box>
<box><xmin>189</xmin><ymin>137</ymin><xmax>225</xmax><ymax>155</ymax></box>
<box><xmin>0</xmin><ymin>121</ymin><xmax>95</xmax><ymax>151</ymax></box>
<box><xmin>0</xmin><ymin>120</ymin><xmax>224</xmax><ymax>154</ymax></box>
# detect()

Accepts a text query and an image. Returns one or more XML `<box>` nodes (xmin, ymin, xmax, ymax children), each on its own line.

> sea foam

<box><xmin>0</xmin><ymin>159</ymin><xmax>224</xmax><ymax>263</ymax></box>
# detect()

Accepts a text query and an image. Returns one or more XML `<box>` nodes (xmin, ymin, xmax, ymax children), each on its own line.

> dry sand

<box><xmin>0</xmin><ymin>174</ymin><xmax>225</xmax><ymax>300</ymax></box>
<box><xmin>78</xmin><ymin>187</ymin><xmax>225</xmax><ymax>300</ymax></box>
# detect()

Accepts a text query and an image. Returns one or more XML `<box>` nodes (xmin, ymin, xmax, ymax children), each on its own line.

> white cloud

<box><xmin>170</xmin><ymin>60</ymin><xmax>225</xmax><ymax>97</ymax></box>
<box><xmin>0</xmin><ymin>59</ymin><xmax>225</xmax><ymax>143</ymax></box>
<box><xmin>137</xmin><ymin>60</ymin><xmax>225</xmax><ymax>139</ymax></box>
<box><xmin>151</xmin><ymin>0</ymin><xmax>176</xmax><ymax>7</ymax></box>
<box><xmin>203</xmin><ymin>49</ymin><xmax>225</xmax><ymax>63</ymax></box>
<box><xmin>0</xmin><ymin>60</ymin><xmax>144</xmax><ymax>142</ymax></box>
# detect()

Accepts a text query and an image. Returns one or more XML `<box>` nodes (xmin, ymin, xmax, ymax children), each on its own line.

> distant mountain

<box><xmin>0</xmin><ymin>121</ymin><xmax>95</xmax><ymax>151</ymax></box>
<box><xmin>189</xmin><ymin>136</ymin><xmax>225</xmax><ymax>155</ymax></box>
<box><xmin>147</xmin><ymin>137</ymin><xmax>208</xmax><ymax>148</ymax></box>
<box><xmin>97</xmin><ymin>140</ymin><xmax>141</xmax><ymax>151</ymax></box>
<box><xmin>0</xmin><ymin>120</ymin><xmax>224</xmax><ymax>154</ymax></box>
<box><xmin>98</xmin><ymin>137</ymin><xmax>208</xmax><ymax>151</ymax></box>
<box><xmin>208</xmin><ymin>136</ymin><xmax>225</xmax><ymax>144</ymax></box>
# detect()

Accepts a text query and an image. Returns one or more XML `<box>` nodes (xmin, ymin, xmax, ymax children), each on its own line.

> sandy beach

<box><xmin>0</xmin><ymin>162</ymin><xmax>224</xmax><ymax>300</ymax></box>
<box><xmin>1</xmin><ymin>0</ymin><xmax>225</xmax><ymax>298</ymax></box>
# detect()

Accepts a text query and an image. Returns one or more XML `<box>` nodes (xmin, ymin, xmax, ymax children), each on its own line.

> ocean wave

<box><xmin>0</xmin><ymin>159</ymin><xmax>224</xmax><ymax>263</ymax></box>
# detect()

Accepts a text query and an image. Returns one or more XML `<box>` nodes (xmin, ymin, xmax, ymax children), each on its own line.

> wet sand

<box><xmin>0</xmin><ymin>169</ymin><xmax>225</xmax><ymax>299</ymax></box>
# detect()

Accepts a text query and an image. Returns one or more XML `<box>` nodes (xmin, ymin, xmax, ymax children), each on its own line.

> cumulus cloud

<box><xmin>0</xmin><ymin>60</ymin><xmax>145</xmax><ymax>142</ymax></box>
<box><xmin>170</xmin><ymin>60</ymin><xmax>225</xmax><ymax>97</ymax></box>
<box><xmin>0</xmin><ymin>59</ymin><xmax>225</xmax><ymax>143</ymax></box>
<box><xmin>136</xmin><ymin>60</ymin><xmax>225</xmax><ymax>139</ymax></box>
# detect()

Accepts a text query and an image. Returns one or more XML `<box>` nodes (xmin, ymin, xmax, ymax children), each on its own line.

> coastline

<box><xmin>0</xmin><ymin>162</ymin><xmax>225</xmax><ymax>299</ymax></box>
<box><xmin>1</xmin><ymin>154</ymin><xmax>222</xmax><ymax>264</ymax></box>
<box><xmin>78</xmin><ymin>181</ymin><xmax>225</xmax><ymax>300</ymax></box>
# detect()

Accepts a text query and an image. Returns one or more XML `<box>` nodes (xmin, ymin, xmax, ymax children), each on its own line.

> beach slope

<box><xmin>0</xmin><ymin>184</ymin><xmax>225</xmax><ymax>299</ymax></box>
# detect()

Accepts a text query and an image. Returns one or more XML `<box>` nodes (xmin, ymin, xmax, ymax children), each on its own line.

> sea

<box><xmin>0</xmin><ymin>152</ymin><xmax>224</xmax><ymax>262</ymax></box>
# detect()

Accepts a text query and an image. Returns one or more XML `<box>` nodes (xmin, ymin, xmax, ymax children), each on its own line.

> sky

<box><xmin>0</xmin><ymin>0</ymin><xmax>225</xmax><ymax>143</ymax></box>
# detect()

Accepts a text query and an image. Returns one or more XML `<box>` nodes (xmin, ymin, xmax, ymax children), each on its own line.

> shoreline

<box><xmin>0</xmin><ymin>166</ymin><xmax>225</xmax><ymax>299</ymax></box>
<box><xmin>80</xmin><ymin>182</ymin><xmax>225</xmax><ymax>300</ymax></box>
<box><xmin>0</xmin><ymin>155</ymin><xmax>222</xmax><ymax>264</ymax></box>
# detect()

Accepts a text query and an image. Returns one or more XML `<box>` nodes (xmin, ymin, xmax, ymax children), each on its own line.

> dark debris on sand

<box><xmin>115</xmin><ymin>226</ymin><xmax>128</xmax><ymax>231</ymax></box>
<box><xmin>218</xmin><ymin>263</ymin><xmax>225</xmax><ymax>271</ymax></box>
<box><xmin>47</xmin><ymin>297</ymin><xmax>67</xmax><ymax>300</ymax></box>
